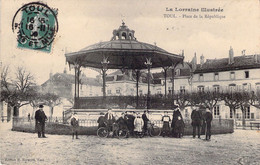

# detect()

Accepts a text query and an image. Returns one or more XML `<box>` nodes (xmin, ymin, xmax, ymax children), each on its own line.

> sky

<box><xmin>1</xmin><ymin>0</ymin><xmax>260</xmax><ymax>85</ymax></box>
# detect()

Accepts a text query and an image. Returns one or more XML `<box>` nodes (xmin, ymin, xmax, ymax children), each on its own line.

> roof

<box><xmin>41</xmin><ymin>73</ymin><xmax>102</xmax><ymax>87</ymax></box>
<box><xmin>194</xmin><ymin>55</ymin><xmax>260</xmax><ymax>73</ymax></box>
<box><xmin>65</xmin><ymin>24</ymin><xmax>183</xmax><ymax>69</ymax></box>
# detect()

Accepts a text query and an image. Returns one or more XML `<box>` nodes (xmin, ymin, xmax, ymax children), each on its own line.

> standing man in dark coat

<box><xmin>142</xmin><ymin>110</ymin><xmax>149</xmax><ymax>134</ymax></box>
<box><xmin>35</xmin><ymin>105</ymin><xmax>47</xmax><ymax>138</ymax></box>
<box><xmin>204</xmin><ymin>108</ymin><xmax>213</xmax><ymax>140</ymax></box>
<box><xmin>171</xmin><ymin>106</ymin><xmax>183</xmax><ymax>137</ymax></box>
<box><xmin>191</xmin><ymin>106</ymin><xmax>202</xmax><ymax>138</ymax></box>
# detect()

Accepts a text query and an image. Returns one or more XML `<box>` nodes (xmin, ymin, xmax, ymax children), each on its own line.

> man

<box><xmin>204</xmin><ymin>108</ymin><xmax>213</xmax><ymax>140</ymax></box>
<box><xmin>104</xmin><ymin>108</ymin><xmax>115</xmax><ymax>131</ymax></box>
<box><xmin>35</xmin><ymin>105</ymin><xmax>47</xmax><ymax>138</ymax></box>
<box><xmin>171</xmin><ymin>106</ymin><xmax>183</xmax><ymax>137</ymax></box>
<box><xmin>142</xmin><ymin>110</ymin><xmax>149</xmax><ymax>134</ymax></box>
<box><xmin>191</xmin><ymin>106</ymin><xmax>202</xmax><ymax>138</ymax></box>
<box><xmin>125</xmin><ymin>111</ymin><xmax>135</xmax><ymax>136</ymax></box>
<box><xmin>71</xmin><ymin>113</ymin><xmax>79</xmax><ymax>139</ymax></box>
<box><xmin>97</xmin><ymin>112</ymin><xmax>106</xmax><ymax>129</ymax></box>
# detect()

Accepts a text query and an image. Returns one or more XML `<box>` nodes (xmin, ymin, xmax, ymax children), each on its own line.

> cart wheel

<box><xmin>149</xmin><ymin>125</ymin><xmax>161</xmax><ymax>137</ymax></box>
<box><xmin>116</xmin><ymin>129</ymin><xmax>128</xmax><ymax>138</ymax></box>
<box><xmin>97</xmin><ymin>127</ymin><xmax>108</xmax><ymax>138</ymax></box>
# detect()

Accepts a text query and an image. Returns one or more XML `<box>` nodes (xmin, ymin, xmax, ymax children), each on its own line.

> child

<box><xmin>134</xmin><ymin>113</ymin><xmax>144</xmax><ymax>137</ymax></box>
<box><xmin>175</xmin><ymin>116</ymin><xmax>185</xmax><ymax>138</ymax></box>
<box><xmin>161</xmin><ymin>111</ymin><xmax>171</xmax><ymax>137</ymax></box>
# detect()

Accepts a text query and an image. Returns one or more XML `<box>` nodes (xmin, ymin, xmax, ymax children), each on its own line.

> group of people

<box><xmin>34</xmin><ymin>104</ymin><xmax>213</xmax><ymax>140</ymax></box>
<box><xmin>97</xmin><ymin>109</ymin><xmax>150</xmax><ymax>137</ymax></box>
<box><xmin>191</xmin><ymin>107</ymin><xmax>213</xmax><ymax>140</ymax></box>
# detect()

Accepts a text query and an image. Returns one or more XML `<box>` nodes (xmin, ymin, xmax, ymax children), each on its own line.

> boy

<box><xmin>161</xmin><ymin>111</ymin><xmax>171</xmax><ymax>137</ymax></box>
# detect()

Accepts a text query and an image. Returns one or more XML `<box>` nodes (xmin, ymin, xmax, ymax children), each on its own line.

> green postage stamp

<box><xmin>12</xmin><ymin>2</ymin><xmax>58</xmax><ymax>52</ymax></box>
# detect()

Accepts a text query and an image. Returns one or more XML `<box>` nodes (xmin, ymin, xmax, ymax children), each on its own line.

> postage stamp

<box><xmin>12</xmin><ymin>2</ymin><xmax>58</xmax><ymax>52</ymax></box>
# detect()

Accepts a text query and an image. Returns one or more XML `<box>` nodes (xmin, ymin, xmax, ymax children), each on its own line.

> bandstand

<box><xmin>65</xmin><ymin>22</ymin><xmax>184</xmax><ymax>111</ymax></box>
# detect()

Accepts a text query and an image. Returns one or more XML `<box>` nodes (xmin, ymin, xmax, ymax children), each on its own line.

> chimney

<box><xmin>200</xmin><ymin>54</ymin><xmax>205</xmax><ymax>65</ymax></box>
<box><xmin>241</xmin><ymin>49</ymin><xmax>246</xmax><ymax>56</ymax></box>
<box><xmin>191</xmin><ymin>53</ymin><xmax>197</xmax><ymax>71</ymax></box>
<box><xmin>254</xmin><ymin>54</ymin><xmax>258</xmax><ymax>63</ymax></box>
<box><xmin>229</xmin><ymin>46</ymin><xmax>234</xmax><ymax>64</ymax></box>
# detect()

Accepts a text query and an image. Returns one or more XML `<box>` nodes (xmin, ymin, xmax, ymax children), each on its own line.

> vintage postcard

<box><xmin>1</xmin><ymin>0</ymin><xmax>260</xmax><ymax>164</ymax></box>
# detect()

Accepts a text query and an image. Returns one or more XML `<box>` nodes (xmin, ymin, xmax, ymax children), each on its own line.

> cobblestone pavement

<box><xmin>1</xmin><ymin>122</ymin><xmax>260</xmax><ymax>165</ymax></box>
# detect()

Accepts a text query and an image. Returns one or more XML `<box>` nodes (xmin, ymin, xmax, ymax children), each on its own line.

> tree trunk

<box><xmin>13</xmin><ymin>106</ymin><xmax>19</xmax><ymax>117</ymax></box>
<box><xmin>32</xmin><ymin>107</ymin><xmax>37</xmax><ymax>119</ymax></box>
<box><xmin>232</xmin><ymin>108</ymin><xmax>237</xmax><ymax>129</ymax></box>
<box><xmin>241</xmin><ymin>107</ymin><xmax>246</xmax><ymax>129</ymax></box>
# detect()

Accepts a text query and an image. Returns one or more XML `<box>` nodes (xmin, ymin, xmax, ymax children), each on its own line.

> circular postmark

<box><xmin>12</xmin><ymin>2</ymin><xmax>58</xmax><ymax>52</ymax></box>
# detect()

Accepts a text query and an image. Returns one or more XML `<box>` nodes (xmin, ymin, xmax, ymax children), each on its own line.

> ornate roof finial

<box><xmin>122</xmin><ymin>20</ymin><xmax>125</xmax><ymax>26</ymax></box>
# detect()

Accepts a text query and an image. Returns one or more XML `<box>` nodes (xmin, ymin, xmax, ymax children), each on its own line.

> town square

<box><xmin>1</xmin><ymin>0</ymin><xmax>260</xmax><ymax>164</ymax></box>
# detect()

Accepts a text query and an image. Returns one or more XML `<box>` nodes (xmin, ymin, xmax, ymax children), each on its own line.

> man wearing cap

<box><xmin>35</xmin><ymin>105</ymin><xmax>48</xmax><ymax>138</ymax></box>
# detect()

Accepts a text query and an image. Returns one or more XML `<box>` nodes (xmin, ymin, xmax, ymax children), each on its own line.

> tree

<box><xmin>174</xmin><ymin>92</ymin><xmax>191</xmax><ymax>111</ymax></box>
<box><xmin>221</xmin><ymin>92</ymin><xmax>242</xmax><ymax>127</ymax></box>
<box><xmin>1</xmin><ymin>66</ymin><xmax>36</xmax><ymax>117</ymax></box>
<box><xmin>237</xmin><ymin>92</ymin><xmax>255</xmax><ymax>129</ymax></box>
<box><xmin>42</xmin><ymin>93</ymin><xmax>61</xmax><ymax>120</ymax></box>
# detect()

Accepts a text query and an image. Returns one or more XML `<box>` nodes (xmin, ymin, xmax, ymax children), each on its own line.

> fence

<box><xmin>12</xmin><ymin>116</ymin><xmax>234</xmax><ymax>135</ymax></box>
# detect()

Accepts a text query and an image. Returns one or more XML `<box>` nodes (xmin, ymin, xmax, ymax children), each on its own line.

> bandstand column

<box><xmin>74</xmin><ymin>63</ymin><xmax>81</xmax><ymax>109</ymax></box>
<box><xmin>101</xmin><ymin>56</ymin><xmax>109</xmax><ymax>105</ymax></box>
<box><xmin>162</xmin><ymin>67</ymin><xmax>169</xmax><ymax>98</ymax></box>
<box><xmin>171</xmin><ymin>65</ymin><xmax>175</xmax><ymax>108</ymax></box>
<box><xmin>145</xmin><ymin>58</ymin><xmax>152</xmax><ymax>109</ymax></box>
<box><xmin>135</xmin><ymin>70</ymin><xmax>140</xmax><ymax>109</ymax></box>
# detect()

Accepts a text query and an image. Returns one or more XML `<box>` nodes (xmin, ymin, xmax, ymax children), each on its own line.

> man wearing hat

<box><xmin>71</xmin><ymin>113</ymin><xmax>79</xmax><ymax>139</ymax></box>
<box><xmin>35</xmin><ymin>105</ymin><xmax>48</xmax><ymax>138</ymax></box>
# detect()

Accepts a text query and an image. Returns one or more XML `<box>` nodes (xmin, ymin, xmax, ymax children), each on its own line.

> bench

<box><xmin>250</xmin><ymin>122</ymin><xmax>260</xmax><ymax>130</ymax></box>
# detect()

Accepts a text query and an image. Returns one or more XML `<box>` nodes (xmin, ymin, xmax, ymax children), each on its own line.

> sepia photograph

<box><xmin>0</xmin><ymin>0</ymin><xmax>260</xmax><ymax>164</ymax></box>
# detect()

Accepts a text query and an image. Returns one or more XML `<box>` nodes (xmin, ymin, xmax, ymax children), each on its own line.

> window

<box><xmin>229</xmin><ymin>84</ymin><xmax>236</xmax><ymax>93</ymax></box>
<box><xmin>168</xmin><ymin>87</ymin><xmax>172</xmax><ymax>94</ymax></box>
<box><xmin>245</xmin><ymin>107</ymin><xmax>250</xmax><ymax>119</ymax></box>
<box><xmin>245</xmin><ymin>71</ymin><xmax>249</xmax><ymax>78</ymax></box>
<box><xmin>214</xmin><ymin>106</ymin><xmax>220</xmax><ymax>118</ymax></box>
<box><xmin>116</xmin><ymin>89</ymin><xmax>121</xmax><ymax>94</ymax></box>
<box><xmin>180</xmin><ymin>86</ymin><xmax>185</xmax><ymax>94</ymax></box>
<box><xmin>157</xmin><ymin>88</ymin><xmax>162</xmax><ymax>94</ymax></box>
<box><xmin>175</xmin><ymin>69</ymin><xmax>180</xmax><ymax>76</ymax></box>
<box><xmin>255</xmin><ymin>83</ymin><xmax>260</xmax><ymax>92</ymax></box>
<box><xmin>213</xmin><ymin>85</ymin><xmax>220</xmax><ymax>93</ymax></box>
<box><xmin>199</xmin><ymin>74</ymin><xmax>204</xmax><ymax>81</ymax></box>
<box><xmin>214</xmin><ymin>72</ymin><xmax>219</xmax><ymax>81</ymax></box>
<box><xmin>243</xmin><ymin>83</ymin><xmax>249</xmax><ymax>92</ymax></box>
<box><xmin>230</xmin><ymin>72</ymin><xmax>235</xmax><ymax>80</ymax></box>
<box><xmin>107</xmin><ymin>90</ymin><xmax>111</xmax><ymax>94</ymax></box>
<box><xmin>198</xmin><ymin>86</ymin><xmax>204</xmax><ymax>93</ymax></box>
